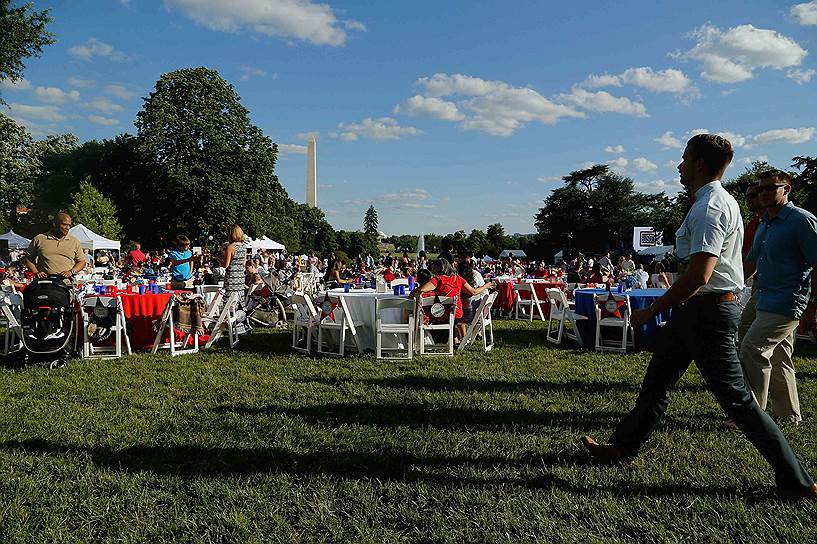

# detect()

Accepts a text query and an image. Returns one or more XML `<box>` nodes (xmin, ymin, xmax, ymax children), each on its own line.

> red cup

<box><xmin>126</xmin><ymin>285</ymin><xmax>133</xmax><ymax>294</ymax></box>
<box><xmin>166</xmin><ymin>283</ymin><xmax>171</xmax><ymax>290</ymax></box>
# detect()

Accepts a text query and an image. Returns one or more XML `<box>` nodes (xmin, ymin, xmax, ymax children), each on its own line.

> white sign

<box><xmin>633</xmin><ymin>227</ymin><xmax>663</xmax><ymax>251</ymax></box>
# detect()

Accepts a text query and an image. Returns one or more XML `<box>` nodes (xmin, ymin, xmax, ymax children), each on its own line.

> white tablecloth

<box><xmin>320</xmin><ymin>288</ymin><xmax>409</xmax><ymax>352</ymax></box>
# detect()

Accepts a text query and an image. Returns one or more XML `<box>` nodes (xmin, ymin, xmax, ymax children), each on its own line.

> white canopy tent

<box><xmin>247</xmin><ymin>236</ymin><xmax>285</xmax><ymax>251</ymax></box>
<box><xmin>637</xmin><ymin>245</ymin><xmax>674</xmax><ymax>257</ymax></box>
<box><xmin>499</xmin><ymin>249</ymin><xmax>527</xmax><ymax>259</ymax></box>
<box><xmin>68</xmin><ymin>224</ymin><xmax>121</xmax><ymax>251</ymax></box>
<box><xmin>0</xmin><ymin>230</ymin><xmax>31</xmax><ymax>249</ymax></box>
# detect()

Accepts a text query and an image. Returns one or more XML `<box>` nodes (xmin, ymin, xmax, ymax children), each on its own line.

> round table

<box><xmin>320</xmin><ymin>288</ymin><xmax>408</xmax><ymax>352</ymax></box>
<box><xmin>574</xmin><ymin>288</ymin><xmax>670</xmax><ymax>349</ymax></box>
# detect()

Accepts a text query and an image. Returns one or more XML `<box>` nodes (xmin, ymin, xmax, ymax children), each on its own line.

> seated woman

<box><xmin>411</xmin><ymin>258</ymin><xmax>492</xmax><ymax>342</ymax></box>
<box><xmin>649</xmin><ymin>261</ymin><xmax>672</xmax><ymax>288</ymax></box>
<box><xmin>323</xmin><ymin>259</ymin><xmax>351</xmax><ymax>288</ymax></box>
<box><xmin>456</xmin><ymin>257</ymin><xmax>487</xmax><ymax>335</ymax></box>
<box><xmin>583</xmin><ymin>262</ymin><xmax>608</xmax><ymax>285</ymax></box>
<box><xmin>381</xmin><ymin>266</ymin><xmax>396</xmax><ymax>284</ymax></box>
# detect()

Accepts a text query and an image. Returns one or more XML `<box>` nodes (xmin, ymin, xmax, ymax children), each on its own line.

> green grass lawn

<box><xmin>1</xmin><ymin>321</ymin><xmax>816</xmax><ymax>543</ymax></box>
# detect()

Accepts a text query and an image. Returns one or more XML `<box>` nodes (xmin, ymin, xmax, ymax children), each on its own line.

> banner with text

<box><xmin>633</xmin><ymin>227</ymin><xmax>663</xmax><ymax>251</ymax></box>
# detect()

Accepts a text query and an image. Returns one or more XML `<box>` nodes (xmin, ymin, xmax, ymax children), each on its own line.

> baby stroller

<box><xmin>246</xmin><ymin>270</ymin><xmax>296</xmax><ymax>328</ymax></box>
<box><xmin>18</xmin><ymin>275</ymin><xmax>78</xmax><ymax>368</ymax></box>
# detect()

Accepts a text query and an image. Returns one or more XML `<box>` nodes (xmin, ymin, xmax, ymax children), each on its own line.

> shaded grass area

<box><xmin>1</xmin><ymin>321</ymin><xmax>816</xmax><ymax>543</ymax></box>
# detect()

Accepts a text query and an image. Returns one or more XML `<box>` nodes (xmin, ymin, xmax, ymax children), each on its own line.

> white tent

<box><xmin>248</xmin><ymin>236</ymin><xmax>285</xmax><ymax>251</ymax></box>
<box><xmin>0</xmin><ymin>230</ymin><xmax>31</xmax><ymax>249</ymax></box>
<box><xmin>68</xmin><ymin>224</ymin><xmax>121</xmax><ymax>251</ymax></box>
<box><xmin>637</xmin><ymin>245</ymin><xmax>674</xmax><ymax>257</ymax></box>
<box><xmin>499</xmin><ymin>249</ymin><xmax>527</xmax><ymax>259</ymax></box>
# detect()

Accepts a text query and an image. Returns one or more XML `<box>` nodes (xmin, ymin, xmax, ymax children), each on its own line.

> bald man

<box><xmin>25</xmin><ymin>212</ymin><xmax>86</xmax><ymax>279</ymax></box>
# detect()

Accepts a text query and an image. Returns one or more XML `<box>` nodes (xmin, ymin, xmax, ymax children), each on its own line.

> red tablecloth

<box><xmin>494</xmin><ymin>281</ymin><xmax>565</xmax><ymax>314</ymax></box>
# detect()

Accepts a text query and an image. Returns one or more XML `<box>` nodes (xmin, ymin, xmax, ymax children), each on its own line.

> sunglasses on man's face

<box><xmin>758</xmin><ymin>183</ymin><xmax>786</xmax><ymax>193</ymax></box>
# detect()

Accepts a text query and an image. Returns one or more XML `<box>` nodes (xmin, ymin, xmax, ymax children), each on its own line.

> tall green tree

<box><xmin>135</xmin><ymin>67</ymin><xmax>284</xmax><ymax>244</ymax></box>
<box><xmin>0</xmin><ymin>0</ymin><xmax>54</xmax><ymax>102</ymax></box>
<box><xmin>791</xmin><ymin>155</ymin><xmax>817</xmax><ymax>213</ymax></box>
<box><xmin>486</xmin><ymin>223</ymin><xmax>507</xmax><ymax>256</ymax></box>
<box><xmin>67</xmin><ymin>179</ymin><xmax>123</xmax><ymax>240</ymax></box>
<box><xmin>0</xmin><ymin>112</ymin><xmax>36</xmax><ymax>228</ymax></box>
<box><xmin>363</xmin><ymin>204</ymin><xmax>378</xmax><ymax>236</ymax></box>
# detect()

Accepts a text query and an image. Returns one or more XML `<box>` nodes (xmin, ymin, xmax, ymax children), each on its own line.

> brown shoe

<box><xmin>581</xmin><ymin>436</ymin><xmax>631</xmax><ymax>465</ymax></box>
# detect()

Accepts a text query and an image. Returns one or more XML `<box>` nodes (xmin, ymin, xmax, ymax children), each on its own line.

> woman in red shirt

<box><xmin>411</xmin><ymin>258</ymin><xmax>492</xmax><ymax>341</ymax></box>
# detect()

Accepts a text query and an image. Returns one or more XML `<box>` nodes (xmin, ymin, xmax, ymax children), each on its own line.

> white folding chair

<box><xmin>513</xmin><ymin>283</ymin><xmax>546</xmax><ymax>321</ymax></box>
<box><xmin>594</xmin><ymin>293</ymin><xmax>634</xmax><ymax>353</ymax></box>
<box><xmin>1</xmin><ymin>291</ymin><xmax>23</xmax><ymax>355</ymax></box>
<box><xmin>204</xmin><ymin>292</ymin><xmax>242</xmax><ymax>349</ymax></box>
<box><xmin>290</xmin><ymin>292</ymin><xmax>319</xmax><ymax>354</ymax></box>
<box><xmin>81</xmin><ymin>295</ymin><xmax>132</xmax><ymax>359</ymax></box>
<box><xmin>315</xmin><ymin>293</ymin><xmax>363</xmax><ymax>356</ymax></box>
<box><xmin>458</xmin><ymin>292</ymin><xmax>496</xmax><ymax>353</ymax></box>
<box><xmin>417</xmin><ymin>295</ymin><xmax>457</xmax><ymax>356</ymax></box>
<box><xmin>375</xmin><ymin>297</ymin><xmax>415</xmax><ymax>359</ymax></box>
<box><xmin>152</xmin><ymin>294</ymin><xmax>208</xmax><ymax>356</ymax></box>
<box><xmin>545</xmin><ymin>288</ymin><xmax>588</xmax><ymax>346</ymax></box>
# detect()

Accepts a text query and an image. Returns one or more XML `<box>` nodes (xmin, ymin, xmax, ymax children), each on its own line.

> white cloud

<box><xmin>736</xmin><ymin>154</ymin><xmax>769</xmax><ymax>165</ymax></box>
<box><xmin>406</xmin><ymin>73</ymin><xmax>584</xmax><ymax>136</ymax></box>
<box><xmin>751</xmin><ymin>127</ymin><xmax>815</xmax><ymax>145</ymax></box>
<box><xmin>393</xmin><ymin>95</ymin><xmax>464</xmax><ymax>121</ymax></box>
<box><xmin>636</xmin><ymin>178</ymin><xmax>683</xmax><ymax>194</ymax></box>
<box><xmin>68</xmin><ymin>38</ymin><xmax>128</xmax><ymax>62</ymax></box>
<box><xmin>166</xmin><ymin>0</ymin><xmax>362</xmax><ymax>47</ymax></box>
<box><xmin>0</xmin><ymin>78</ymin><xmax>32</xmax><ymax>91</ymax></box>
<box><xmin>297</xmin><ymin>131</ymin><xmax>319</xmax><ymax>140</ymax></box>
<box><xmin>604</xmin><ymin>144</ymin><xmax>625</xmax><ymax>153</ymax></box>
<box><xmin>84</xmin><ymin>97</ymin><xmax>124</xmax><ymax>114</ymax></box>
<box><xmin>559</xmin><ymin>88</ymin><xmax>648</xmax><ymax>117</ymax></box>
<box><xmin>791</xmin><ymin>1</ymin><xmax>817</xmax><ymax>25</ymax></box>
<box><xmin>34</xmin><ymin>86</ymin><xmax>81</xmax><ymax>104</ymax></box>
<box><xmin>67</xmin><ymin>77</ymin><xmax>95</xmax><ymax>89</ymax></box>
<box><xmin>5</xmin><ymin>102</ymin><xmax>64</xmax><ymax>122</ymax></box>
<box><xmin>333</xmin><ymin>117</ymin><xmax>421</xmax><ymax>141</ymax></box>
<box><xmin>654</xmin><ymin>131</ymin><xmax>684</xmax><ymax>149</ymax></box>
<box><xmin>664</xmin><ymin>159</ymin><xmax>679</xmax><ymax>169</ymax></box>
<box><xmin>105</xmin><ymin>84</ymin><xmax>135</xmax><ymax>100</ymax></box>
<box><xmin>584</xmin><ymin>67</ymin><xmax>693</xmax><ymax>94</ymax></box>
<box><xmin>678</xmin><ymin>23</ymin><xmax>808</xmax><ymax>83</ymax></box>
<box><xmin>237</xmin><ymin>65</ymin><xmax>271</xmax><ymax>82</ymax></box>
<box><xmin>537</xmin><ymin>175</ymin><xmax>560</xmax><ymax>183</ymax></box>
<box><xmin>786</xmin><ymin>68</ymin><xmax>815</xmax><ymax>84</ymax></box>
<box><xmin>87</xmin><ymin>114</ymin><xmax>119</xmax><ymax>126</ymax></box>
<box><xmin>277</xmin><ymin>143</ymin><xmax>307</xmax><ymax>154</ymax></box>
<box><xmin>632</xmin><ymin>157</ymin><xmax>658</xmax><ymax>172</ymax></box>
<box><xmin>607</xmin><ymin>157</ymin><xmax>628</xmax><ymax>173</ymax></box>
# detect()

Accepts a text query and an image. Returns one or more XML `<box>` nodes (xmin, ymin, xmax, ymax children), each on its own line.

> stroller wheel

<box><xmin>49</xmin><ymin>358</ymin><xmax>68</xmax><ymax>370</ymax></box>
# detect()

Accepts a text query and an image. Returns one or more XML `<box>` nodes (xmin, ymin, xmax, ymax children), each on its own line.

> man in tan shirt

<box><xmin>25</xmin><ymin>212</ymin><xmax>86</xmax><ymax>278</ymax></box>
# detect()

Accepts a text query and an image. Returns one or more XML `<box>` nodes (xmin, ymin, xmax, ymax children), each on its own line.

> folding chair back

<box><xmin>594</xmin><ymin>293</ymin><xmax>634</xmax><ymax>353</ymax></box>
<box><xmin>315</xmin><ymin>293</ymin><xmax>362</xmax><ymax>356</ymax></box>
<box><xmin>81</xmin><ymin>295</ymin><xmax>131</xmax><ymax>358</ymax></box>
<box><xmin>458</xmin><ymin>291</ymin><xmax>496</xmax><ymax>353</ymax></box>
<box><xmin>290</xmin><ymin>292</ymin><xmax>318</xmax><ymax>354</ymax></box>
<box><xmin>417</xmin><ymin>295</ymin><xmax>457</xmax><ymax>356</ymax></box>
<box><xmin>513</xmin><ymin>283</ymin><xmax>545</xmax><ymax>321</ymax></box>
<box><xmin>375</xmin><ymin>297</ymin><xmax>416</xmax><ymax>359</ymax></box>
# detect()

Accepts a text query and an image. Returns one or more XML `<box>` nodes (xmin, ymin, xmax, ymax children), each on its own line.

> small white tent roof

<box><xmin>637</xmin><ymin>245</ymin><xmax>674</xmax><ymax>256</ymax></box>
<box><xmin>0</xmin><ymin>230</ymin><xmax>31</xmax><ymax>249</ymax></box>
<box><xmin>68</xmin><ymin>224</ymin><xmax>121</xmax><ymax>251</ymax></box>
<box><xmin>499</xmin><ymin>249</ymin><xmax>527</xmax><ymax>259</ymax></box>
<box><xmin>248</xmin><ymin>236</ymin><xmax>285</xmax><ymax>251</ymax></box>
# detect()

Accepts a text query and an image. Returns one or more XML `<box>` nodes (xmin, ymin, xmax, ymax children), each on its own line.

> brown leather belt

<box><xmin>690</xmin><ymin>291</ymin><xmax>737</xmax><ymax>303</ymax></box>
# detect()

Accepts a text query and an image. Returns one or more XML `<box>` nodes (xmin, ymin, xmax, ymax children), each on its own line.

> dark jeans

<box><xmin>610</xmin><ymin>297</ymin><xmax>814</xmax><ymax>493</ymax></box>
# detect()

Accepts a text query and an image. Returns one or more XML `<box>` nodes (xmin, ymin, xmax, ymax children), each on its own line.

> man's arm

<box><xmin>631</xmin><ymin>252</ymin><xmax>718</xmax><ymax>327</ymax></box>
<box><xmin>743</xmin><ymin>258</ymin><xmax>756</xmax><ymax>281</ymax></box>
<box><xmin>24</xmin><ymin>256</ymin><xmax>43</xmax><ymax>277</ymax></box>
<box><xmin>800</xmin><ymin>266</ymin><xmax>817</xmax><ymax>332</ymax></box>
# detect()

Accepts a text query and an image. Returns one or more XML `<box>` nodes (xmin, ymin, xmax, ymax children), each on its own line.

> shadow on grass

<box><xmin>213</xmin><ymin>402</ymin><xmax>723</xmax><ymax>432</ymax></box>
<box><xmin>297</xmin><ymin>375</ymin><xmax>708</xmax><ymax>394</ymax></box>
<box><xmin>0</xmin><ymin>438</ymin><xmax>753</xmax><ymax>500</ymax></box>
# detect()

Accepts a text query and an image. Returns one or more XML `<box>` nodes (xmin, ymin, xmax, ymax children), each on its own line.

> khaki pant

<box><xmin>737</xmin><ymin>288</ymin><xmax>758</xmax><ymax>346</ymax></box>
<box><xmin>739</xmin><ymin>310</ymin><xmax>802</xmax><ymax>423</ymax></box>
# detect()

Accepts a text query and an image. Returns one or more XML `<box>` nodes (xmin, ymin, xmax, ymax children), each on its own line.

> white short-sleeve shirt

<box><xmin>675</xmin><ymin>180</ymin><xmax>744</xmax><ymax>294</ymax></box>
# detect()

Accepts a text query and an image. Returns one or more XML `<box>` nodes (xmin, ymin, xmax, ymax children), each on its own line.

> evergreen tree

<box><xmin>363</xmin><ymin>204</ymin><xmax>378</xmax><ymax>237</ymax></box>
<box><xmin>67</xmin><ymin>179</ymin><xmax>123</xmax><ymax>240</ymax></box>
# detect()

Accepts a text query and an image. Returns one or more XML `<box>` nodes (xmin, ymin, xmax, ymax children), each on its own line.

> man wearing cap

<box><xmin>582</xmin><ymin>134</ymin><xmax>815</xmax><ymax>501</ymax></box>
<box><xmin>740</xmin><ymin>169</ymin><xmax>817</xmax><ymax>425</ymax></box>
<box><xmin>24</xmin><ymin>212</ymin><xmax>86</xmax><ymax>279</ymax></box>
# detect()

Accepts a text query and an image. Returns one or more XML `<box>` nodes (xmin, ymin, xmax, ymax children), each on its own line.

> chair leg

<box><xmin>376</xmin><ymin>326</ymin><xmax>382</xmax><ymax>359</ymax></box>
<box><xmin>339</xmin><ymin>323</ymin><xmax>346</xmax><ymax>357</ymax></box>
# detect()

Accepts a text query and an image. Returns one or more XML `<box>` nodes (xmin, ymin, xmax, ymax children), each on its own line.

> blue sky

<box><xmin>2</xmin><ymin>0</ymin><xmax>816</xmax><ymax>235</ymax></box>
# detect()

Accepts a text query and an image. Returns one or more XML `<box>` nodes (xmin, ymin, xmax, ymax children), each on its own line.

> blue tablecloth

<box><xmin>574</xmin><ymin>288</ymin><xmax>670</xmax><ymax>349</ymax></box>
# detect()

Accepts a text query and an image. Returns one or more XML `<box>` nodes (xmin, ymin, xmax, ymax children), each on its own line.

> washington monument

<box><xmin>306</xmin><ymin>134</ymin><xmax>317</xmax><ymax>208</ymax></box>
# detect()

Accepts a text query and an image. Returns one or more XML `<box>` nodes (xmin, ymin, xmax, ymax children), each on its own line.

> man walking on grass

<box><xmin>740</xmin><ymin>169</ymin><xmax>817</xmax><ymax>425</ymax></box>
<box><xmin>582</xmin><ymin>134</ymin><xmax>816</xmax><ymax>501</ymax></box>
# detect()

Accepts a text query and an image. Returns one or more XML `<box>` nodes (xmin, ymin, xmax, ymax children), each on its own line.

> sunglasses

<box><xmin>758</xmin><ymin>183</ymin><xmax>786</xmax><ymax>193</ymax></box>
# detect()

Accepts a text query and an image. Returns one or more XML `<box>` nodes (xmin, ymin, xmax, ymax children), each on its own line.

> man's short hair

<box><xmin>758</xmin><ymin>169</ymin><xmax>792</xmax><ymax>185</ymax></box>
<box><xmin>687</xmin><ymin>134</ymin><xmax>733</xmax><ymax>176</ymax></box>
<box><xmin>176</xmin><ymin>235</ymin><xmax>190</xmax><ymax>246</ymax></box>
<box><xmin>53</xmin><ymin>212</ymin><xmax>71</xmax><ymax>225</ymax></box>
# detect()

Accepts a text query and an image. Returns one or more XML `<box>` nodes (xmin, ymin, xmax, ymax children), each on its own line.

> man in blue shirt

<box><xmin>582</xmin><ymin>135</ymin><xmax>815</xmax><ymax>501</ymax></box>
<box><xmin>741</xmin><ymin>169</ymin><xmax>817</xmax><ymax>424</ymax></box>
<box><xmin>168</xmin><ymin>235</ymin><xmax>198</xmax><ymax>290</ymax></box>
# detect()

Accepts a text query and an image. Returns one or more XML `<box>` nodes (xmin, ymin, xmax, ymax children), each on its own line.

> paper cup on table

<box><xmin>138</xmin><ymin>285</ymin><xmax>146</xmax><ymax>295</ymax></box>
<box><xmin>344</xmin><ymin>283</ymin><xmax>351</xmax><ymax>293</ymax></box>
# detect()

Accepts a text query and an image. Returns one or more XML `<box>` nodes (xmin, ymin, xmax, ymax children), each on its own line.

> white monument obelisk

<box><xmin>306</xmin><ymin>134</ymin><xmax>317</xmax><ymax>208</ymax></box>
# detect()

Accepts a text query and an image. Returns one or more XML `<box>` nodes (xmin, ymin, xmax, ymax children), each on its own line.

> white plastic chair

<box><xmin>315</xmin><ymin>293</ymin><xmax>363</xmax><ymax>356</ymax></box>
<box><xmin>375</xmin><ymin>298</ymin><xmax>415</xmax><ymax>359</ymax></box>
<box><xmin>290</xmin><ymin>292</ymin><xmax>319</xmax><ymax>354</ymax></box>
<box><xmin>545</xmin><ymin>288</ymin><xmax>588</xmax><ymax>346</ymax></box>
<box><xmin>81</xmin><ymin>295</ymin><xmax>132</xmax><ymax>359</ymax></box>
<box><xmin>458</xmin><ymin>292</ymin><xmax>497</xmax><ymax>353</ymax></box>
<box><xmin>417</xmin><ymin>295</ymin><xmax>457</xmax><ymax>356</ymax></box>
<box><xmin>594</xmin><ymin>293</ymin><xmax>634</xmax><ymax>353</ymax></box>
<box><xmin>1</xmin><ymin>291</ymin><xmax>23</xmax><ymax>355</ymax></box>
<box><xmin>513</xmin><ymin>283</ymin><xmax>546</xmax><ymax>321</ymax></box>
